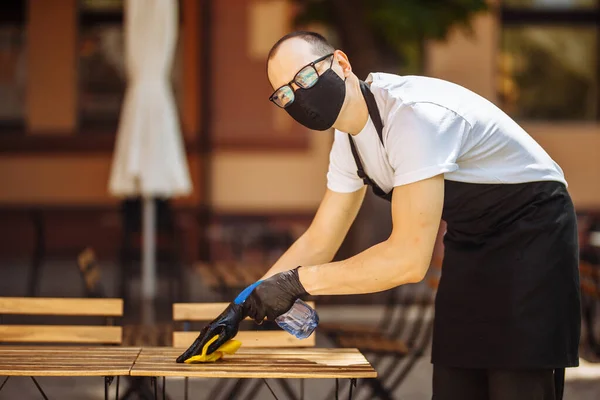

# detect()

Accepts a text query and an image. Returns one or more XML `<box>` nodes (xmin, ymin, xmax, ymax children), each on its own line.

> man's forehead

<box><xmin>267</xmin><ymin>38</ymin><xmax>320</xmax><ymax>88</ymax></box>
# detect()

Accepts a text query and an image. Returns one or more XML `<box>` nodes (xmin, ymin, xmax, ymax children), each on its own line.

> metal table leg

<box><xmin>184</xmin><ymin>377</ymin><xmax>188</xmax><ymax>400</ymax></box>
<box><xmin>0</xmin><ymin>377</ymin><xmax>9</xmax><ymax>393</ymax></box>
<box><xmin>348</xmin><ymin>378</ymin><xmax>357</xmax><ymax>400</ymax></box>
<box><xmin>31</xmin><ymin>377</ymin><xmax>49</xmax><ymax>400</ymax></box>
<box><xmin>106</xmin><ymin>376</ymin><xmax>112</xmax><ymax>400</ymax></box>
<box><xmin>263</xmin><ymin>379</ymin><xmax>281</xmax><ymax>399</ymax></box>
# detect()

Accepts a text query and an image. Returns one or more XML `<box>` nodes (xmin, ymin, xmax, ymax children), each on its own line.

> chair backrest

<box><xmin>77</xmin><ymin>247</ymin><xmax>105</xmax><ymax>298</ymax></box>
<box><xmin>0</xmin><ymin>297</ymin><xmax>123</xmax><ymax>345</ymax></box>
<box><xmin>172</xmin><ymin>302</ymin><xmax>316</xmax><ymax>348</ymax></box>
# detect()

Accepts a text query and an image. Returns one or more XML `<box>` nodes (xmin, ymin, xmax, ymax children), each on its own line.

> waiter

<box><xmin>179</xmin><ymin>31</ymin><xmax>581</xmax><ymax>400</ymax></box>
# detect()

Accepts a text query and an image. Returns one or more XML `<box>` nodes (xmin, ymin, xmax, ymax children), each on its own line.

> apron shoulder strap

<box><xmin>359</xmin><ymin>80</ymin><xmax>384</xmax><ymax>145</ymax></box>
<box><xmin>346</xmin><ymin>80</ymin><xmax>391</xmax><ymax>201</ymax></box>
<box><xmin>347</xmin><ymin>133</ymin><xmax>369</xmax><ymax>185</ymax></box>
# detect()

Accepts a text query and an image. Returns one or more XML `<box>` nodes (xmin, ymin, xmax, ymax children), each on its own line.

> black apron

<box><xmin>349</xmin><ymin>81</ymin><xmax>581</xmax><ymax>396</ymax></box>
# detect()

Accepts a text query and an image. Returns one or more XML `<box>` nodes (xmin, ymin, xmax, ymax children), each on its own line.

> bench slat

<box><xmin>172</xmin><ymin>330</ymin><xmax>315</xmax><ymax>348</ymax></box>
<box><xmin>194</xmin><ymin>263</ymin><xmax>222</xmax><ymax>288</ymax></box>
<box><xmin>0</xmin><ymin>297</ymin><xmax>123</xmax><ymax>317</ymax></box>
<box><xmin>0</xmin><ymin>325</ymin><xmax>122</xmax><ymax>344</ymax></box>
<box><xmin>173</xmin><ymin>301</ymin><xmax>316</xmax><ymax>321</ymax></box>
<box><xmin>215</xmin><ymin>263</ymin><xmax>244</xmax><ymax>287</ymax></box>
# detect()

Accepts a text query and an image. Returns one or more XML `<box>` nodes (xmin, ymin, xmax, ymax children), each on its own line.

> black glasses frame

<box><xmin>269</xmin><ymin>53</ymin><xmax>335</xmax><ymax>108</ymax></box>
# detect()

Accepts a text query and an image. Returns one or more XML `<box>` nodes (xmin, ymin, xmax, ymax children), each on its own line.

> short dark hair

<box><xmin>267</xmin><ymin>31</ymin><xmax>335</xmax><ymax>61</ymax></box>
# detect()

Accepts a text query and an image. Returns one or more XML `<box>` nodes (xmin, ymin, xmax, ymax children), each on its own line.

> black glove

<box><xmin>242</xmin><ymin>268</ymin><xmax>308</xmax><ymax>322</ymax></box>
<box><xmin>176</xmin><ymin>303</ymin><xmax>245</xmax><ymax>363</ymax></box>
<box><xmin>176</xmin><ymin>268</ymin><xmax>307</xmax><ymax>363</ymax></box>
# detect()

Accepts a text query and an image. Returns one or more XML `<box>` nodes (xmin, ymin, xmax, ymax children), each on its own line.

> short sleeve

<box><xmin>326</xmin><ymin>130</ymin><xmax>364</xmax><ymax>193</ymax></box>
<box><xmin>385</xmin><ymin>102</ymin><xmax>467</xmax><ymax>187</ymax></box>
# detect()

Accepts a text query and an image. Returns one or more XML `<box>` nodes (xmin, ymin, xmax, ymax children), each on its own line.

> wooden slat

<box><xmin>236</xmin><ymin>264</ymin><xmax>259</xmax><ymax>286</ymax></box>
<box><xmin>0</xmin><ymin>297</ymin><xmax>123</xmax><ymax>316</ymax></box>
<box><xmin>0</xmin><ymin>325</ymin><xmax>122</xmax><ymax>344</ymax></box>
<box><xmin>215</xmin><ymin>263</ymin><xmax>244</xmax><ymax>287</ymax></box>
<box><xmin>172</xmin><ymin>330</ymin><xmax>315</xmax><ymax>348</ymax></box>
<box><xmin>173</xmin><ymin>301</ymin><xmax>316</xmax><ymax>321</ymax></box>
<box><xmin>194</xmin><ymin>263</ymin><xmax>221</xmax><ymax>288</ymax></box>
<box><xmin>249</xmin><ymin>264</ymin><xmax>267</xmax><ymax>280</ymax></box>
<box><xmin>0</xmin><ymin>346</ymin><xmax>140</xmax><ymax>377</ymax></box>
<box><xmin>131</xmin><ymin>347</ymin><xmax>377</xmax><ymax>379</ymax></box>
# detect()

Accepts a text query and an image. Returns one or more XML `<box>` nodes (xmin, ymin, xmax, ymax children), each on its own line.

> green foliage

<box><xmin>293</xmin><ymin>0</ymin><xmax>489</xmax><ymax>73</ymax></box>
<box><xmin>295</xmin><ymin>0</ymin><xmax>488</xmax><ymax>39</ymax></box>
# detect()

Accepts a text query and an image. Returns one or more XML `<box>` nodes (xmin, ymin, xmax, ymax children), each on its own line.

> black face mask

<box><xmin>285</xmin><ymin>69</ymin><xmax>346</xmax><ymax>131</ymax></box>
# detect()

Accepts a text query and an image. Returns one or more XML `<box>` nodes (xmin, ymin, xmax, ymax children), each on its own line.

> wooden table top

<box><xmin>0</xmin><ymin>346</ymin><xmax>141</xmax><ymax>377</ymax></box>
<box><xmin>130</xmin><ymin>347</ymin><xmax>377</xmax><ymax>379</ymax></box>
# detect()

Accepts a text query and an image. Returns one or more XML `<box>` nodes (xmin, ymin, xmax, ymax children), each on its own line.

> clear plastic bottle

<box><xmin>275</xmin><ymin>299</ymin><xmax>319</xmax><ymax>339</ymax></box>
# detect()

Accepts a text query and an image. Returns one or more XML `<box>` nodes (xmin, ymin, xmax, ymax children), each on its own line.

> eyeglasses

<box><xmin>269</xmin><ymin>53</ymin><xmax>334</xmax><ymax>109</ymax></box>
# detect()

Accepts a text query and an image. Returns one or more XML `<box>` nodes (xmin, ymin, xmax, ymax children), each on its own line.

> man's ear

<box><xmin>334</xmin><ymin>50</ymin><xmax>352</xmax><ymax>78</ymax></box>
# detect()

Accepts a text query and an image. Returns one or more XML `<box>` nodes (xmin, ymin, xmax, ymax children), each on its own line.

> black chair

<box><xmin>320</xmin><ymin>268</ymin><xmax>439</xmax><ymax>400</ymax></box>
<box><xmin>579</xmin><ymin>214</ymin><xmax>600</xmax><ymax>359</ymax></box>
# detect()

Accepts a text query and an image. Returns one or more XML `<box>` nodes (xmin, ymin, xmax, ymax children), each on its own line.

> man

<box><xmin>179</xmin><ymin>31</ymin><xmax>581</xmax><ymax>400</ymax></box>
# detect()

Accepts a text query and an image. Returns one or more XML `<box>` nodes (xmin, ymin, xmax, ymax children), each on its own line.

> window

<box><xmin>78</xmin><ymin>0</ymin><xmax>183</xmax><ymax>131</ymax></box>
<box><xmin>0</xmin><ymin>0</ymin><xmax>26</xmax><ymax>131</ymax></box>
<box><xmin>499</xmin><ymin>0</ymin><xmax>600</xmax><ymax>121</ymax></box>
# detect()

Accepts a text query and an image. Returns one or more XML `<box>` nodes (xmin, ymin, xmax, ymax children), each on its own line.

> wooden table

<box><xmin>0</xmin><ymin>346</ymin><xmax>376</xmax><ymax>399</ymax></box>
<box><xmin>0</xmin><ymin>346</ymin><xmax>141</xmax><ymax>399</ymax></box>
<box><xmin>131</xmin><ymin>347</ymin><xmax>377</xmax><ymax>399</ymax></box>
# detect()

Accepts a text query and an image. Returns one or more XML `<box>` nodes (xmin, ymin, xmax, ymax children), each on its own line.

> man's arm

<box><xmin>261</xmin><ymin>187</ymin><xmax>367</xmax><ymax>279</ymax></box>
<box><xmin>298</xmin><ymin>174</ymin><xmax>444</xmax><ymax>295</ymax></box>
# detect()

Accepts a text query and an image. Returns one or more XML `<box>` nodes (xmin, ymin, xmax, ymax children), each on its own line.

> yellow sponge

<box><xmin>184</xmin><ymin>335</ymin><xmax>242</xmax><ymax>363</ymax></box>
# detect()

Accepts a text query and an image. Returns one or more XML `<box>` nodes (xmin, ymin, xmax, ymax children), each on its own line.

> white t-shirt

<box><xmin>327</xmin><ymin>73</ymin><xmax>566</xmax><ymax>194</ymax></box>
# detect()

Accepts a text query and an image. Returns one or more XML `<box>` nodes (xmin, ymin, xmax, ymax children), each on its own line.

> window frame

<box><xmin>0</xmin><ymin>0</ymin><xmax>26</xmax><ymax>133</ymax></box>
<box><xmin>500</xmin><ymin>0</ymin><xmax>600</xmax><ymax>121</ymax></box>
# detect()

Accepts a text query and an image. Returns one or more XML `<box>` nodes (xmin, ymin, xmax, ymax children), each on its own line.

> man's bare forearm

<box><xmin>298</xmin><ymin>238</ymin><xmax>429</xmax><ymax>295</ymax></box>
<box><xmin>261</xmin><ymin>231</ymin><xmax>338</xmax><ymax>279</ymax></box>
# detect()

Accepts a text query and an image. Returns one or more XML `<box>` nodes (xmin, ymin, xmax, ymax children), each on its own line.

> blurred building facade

<box><xmin>0</xmin><ymin>0</ymin><xmax>599</xmax><ymax>262</ymax></box>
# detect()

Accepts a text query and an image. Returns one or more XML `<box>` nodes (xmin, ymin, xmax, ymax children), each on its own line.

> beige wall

<box><xmin>526</xmin><ymin>125</ymin><xmax>600</xmax><ymax>209</ymax></box>
<box><xmin>1</xmin><ymin>2</ymin><xmax>598</xmax><ymax>212</ymax></box>
<box><xmin>426</xmin><ymin>10</ymin><xmax>498</xmax><ymax>102</ymax></box>
<box><xmin>0</xmin><ymin>155</ymin><xmax>202</xmax><ymax>206</ymax></box>
<box><xmin>211</xmin><ymin>131</ymin><xmax>331</xmax><ymax>212</ymax></box>
<box><xmin>426</xmin><ymin>9</ymin><xmax>600</xmax><ymax>209</ymax></box>
<box><xmin>27</xmin><ymin>0</ymin><xmax>77</xmax><ymax>132</ymax></box>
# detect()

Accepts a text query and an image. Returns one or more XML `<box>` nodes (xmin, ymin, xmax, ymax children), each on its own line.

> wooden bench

<box><xmin>173</xmin><ymin>301</ymin><xmax>317</xmax><ymax>400</ymax></box>
<box><xmin>0</xmin><ymin>297</ymin><xmax>123</xmax><ymax>345</ymax></box>
<box><xmin>0</xmin><ymin>296</ymin><xmax>125</xmax><ymax>399</ymax></box>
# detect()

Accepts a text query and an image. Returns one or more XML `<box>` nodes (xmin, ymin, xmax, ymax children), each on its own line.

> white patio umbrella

<box><xmin>108</xmin><ymin>0</ymin><xmax>191</xmax><ymax>312</ymax></box>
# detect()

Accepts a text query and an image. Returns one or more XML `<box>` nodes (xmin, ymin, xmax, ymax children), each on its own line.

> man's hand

<box><xmin>176</xmin><ymin>303</ymin><xmax>245</xmax><ymax>363</ymax></box>
<box><xmin>176</xmin><ymin>269</ymin><xmax>308</xmax><ymax>362</ymax></box>
<box><xmin>242</xmin><ymin>268</ymin><xmax>308</xmax><ymax>322</ymax></box>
